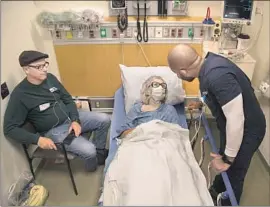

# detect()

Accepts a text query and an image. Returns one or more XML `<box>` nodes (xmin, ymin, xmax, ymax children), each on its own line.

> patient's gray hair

<box><xmin>140</xmin><ymin>76</ymin><xmax>168</xmax><ymax>105</ymax></box>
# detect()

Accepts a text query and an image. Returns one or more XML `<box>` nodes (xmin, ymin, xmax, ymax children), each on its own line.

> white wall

<box><xmin>34</xmin><ymin>1</ymin><xmax>222</xmax><ymax>17</ymax></box>
<box><xmin>245</xmin><ymin>1</ymin><xmax>270</xmax><ymax>166</ymax></box>
<box><xmin>0</xmin><ymin>1</ymin><xmax>47</xmax><ymax>205</ymax></box>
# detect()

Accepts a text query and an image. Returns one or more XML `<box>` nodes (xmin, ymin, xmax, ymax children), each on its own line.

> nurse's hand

<box><xmin>210</xmin><ymin>153</ymin><xmax>230</xmax><ymax>173</ymax></box>
<box><xmin>187</xmin><ymin>101</ymin><xmax>203</xmax><ymax>110</ymax></box>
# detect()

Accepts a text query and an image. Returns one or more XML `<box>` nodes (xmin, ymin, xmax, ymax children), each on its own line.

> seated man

<box><xmin>103</xmin><ymin>75</ymin><xmax>181</xmax><ymax>176</ymax></box>
<box><xmin>3</xmin><ymin>50</ymin><xmax>111</xmax><ymax>172</ymax></box>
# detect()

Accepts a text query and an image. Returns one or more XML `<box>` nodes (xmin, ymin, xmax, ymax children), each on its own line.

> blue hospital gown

<box><xmin>102</xmin><ymin>102</ymin><xmax>181</xmax><ymax>181</ymax></box>
<box><xmin>116</xmin><ymin>102</ymin><xmax>181</xmax><ymax>138</ymax></box>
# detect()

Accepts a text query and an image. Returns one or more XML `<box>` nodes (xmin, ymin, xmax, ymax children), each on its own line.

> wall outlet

<box><xmin>155</xmin><ymin>27</ymin><xmax>163</xmax><ymax>38</ymax></box>
<box><xmin>89</xmin><ymin>30</ymin><xmax>95</xmax><ymax>38</ymax></box>
<box><xmin>170</xmin><ymin>28</ymin><xmax>177</xmax><ymax>38</ymax></box>
<box><xmin>255</xmin><ymin>7</ymin><xmax>263</xmax><ymax>15</ymax></box>
<box><xmin>177</xmin><ymin>28</ymin><xmax>183</xmax><ymax>38</ymax></box>
<box><xmin>163</xmin><ymin>28</ymin><xmax>170</xmax><ymax>37</ymax></box>
<box><xmin>111</xmin><ymin>28</ymin><xmax>118</xmax><ymax>38</ymax></box>
<box><xmin>259</xmin><ymin>81</ymin><xmax>270</xmax><ymax>98</ymax></box>
<box><xmin>125</xmin><ymin>28</ymin><xmax>132</xmax><ymax>38</ymax></box>
<box><xmin>148</xmin><ymin>27</ymin><xmax>155</xmax><ymax>38</ymax></box>
<box><xmin>259</xmin><ymin>81</ymin><xmax>269</xmax><ymax>94</ymax></box>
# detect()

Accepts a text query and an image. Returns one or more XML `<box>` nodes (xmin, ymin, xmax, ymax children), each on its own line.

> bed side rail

<box><xmin>200</xmin><ymin>113</ymin><xmax>238</xmax><ymax>206</ymax></box>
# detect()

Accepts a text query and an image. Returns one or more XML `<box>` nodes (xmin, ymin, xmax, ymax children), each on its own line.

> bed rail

<box><xmin>199</xmin><ymin>113</ymin><xmax>238</xmax><ymax>206</ymax></box>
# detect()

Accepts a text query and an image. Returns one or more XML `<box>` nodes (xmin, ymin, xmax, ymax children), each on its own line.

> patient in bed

<box><xmin>117</xmin><ymin>75</ymin><xmax>181</xmax><ymax>139</ymax></box>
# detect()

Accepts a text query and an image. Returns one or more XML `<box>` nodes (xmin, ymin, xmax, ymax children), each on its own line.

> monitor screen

<box><xmin>223</xmin><ymin>0</ymin><xmax>254</xmax><ymax>20</ymax></box>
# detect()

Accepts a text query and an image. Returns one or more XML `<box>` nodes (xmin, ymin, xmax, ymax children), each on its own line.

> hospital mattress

<box><xmin>106</xmin><ymin>87</ymin><xmax>188</xmax><ymax>173</ymax></box>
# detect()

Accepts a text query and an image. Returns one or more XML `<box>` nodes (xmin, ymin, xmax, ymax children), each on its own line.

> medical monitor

<box><xmin>221</xmin><ymin>0</ymin><xmax>256</xmax><ymax>25</ymax></box>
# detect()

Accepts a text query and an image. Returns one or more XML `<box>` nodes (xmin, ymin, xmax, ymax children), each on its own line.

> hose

<box><xmin>198</xmin><ymin>137</ymin><xmax>205</xmax><ymax>167</ymax></box>
<box><xmin>136</xmin><ymin>0</ymin><xmax>142</xmax><ymax>42</ymax></box>
<box><xmin>143</xmin><ymin>0</ymin><xmax>148</xmax><ymax>42</ymax></box>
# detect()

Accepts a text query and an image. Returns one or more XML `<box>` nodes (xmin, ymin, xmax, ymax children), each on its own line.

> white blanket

<box><xmin>103</xmin><ymin>120</ymin><xmax>214</xmax><ymax>206</ymax></box>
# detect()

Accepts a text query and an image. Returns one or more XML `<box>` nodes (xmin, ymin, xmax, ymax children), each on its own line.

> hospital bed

<box><xmin>100</xmin><ymin>86</ymin><xmax>238</xmax><ymax>206</ymax></box>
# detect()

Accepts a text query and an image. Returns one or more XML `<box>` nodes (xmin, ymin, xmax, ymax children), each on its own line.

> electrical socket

<box><xmin>255</xmin><ymin>7</ymin><xmax>263</xmax><ymax>15</ymax></box>
<box><xmin>259</xmin><ymin>81</ymin><xmax>269</xmax><ymax>94</ymax></box>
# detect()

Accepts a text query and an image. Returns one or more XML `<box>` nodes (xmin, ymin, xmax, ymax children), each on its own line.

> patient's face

<box><xmin>150</xmin><ymin>78</ymin><xmax>166</xmax><ymax>101</ymax></box>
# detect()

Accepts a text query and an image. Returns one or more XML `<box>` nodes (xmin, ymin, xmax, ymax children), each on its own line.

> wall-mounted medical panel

<box><xmin>51</xmin><ymin>21</ymin><xmax>204</xmax><ymax>45</ymax></box>
<box><xmin>108</xmin><ymin>0</ymin><xmax>188</xmax><ymax>17</ymax></box>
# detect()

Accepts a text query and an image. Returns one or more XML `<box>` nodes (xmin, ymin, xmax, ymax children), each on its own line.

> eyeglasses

<box><xmin>151</xmin><ymin>82</ymin><xmax>167</xmax><ymax>89</ymax></box>
<box><xmin>28</xmin><ymin>61</ymin><xmax>49</xmax><ymax>71</ymax></box>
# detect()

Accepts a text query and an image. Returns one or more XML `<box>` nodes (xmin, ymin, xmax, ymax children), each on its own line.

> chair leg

<box><xmin>23</xmin><ymin>145</ymin><xmax>35</xmax><ymax>179</ymax></box>
<box><xmin>62</xmin><ymin>144</ymin><xmax>78</xmax><ymax>195</ymax></box>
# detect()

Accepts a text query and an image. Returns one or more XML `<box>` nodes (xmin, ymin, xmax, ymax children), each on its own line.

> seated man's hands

<box><xmin>38</xmin><ymin>137</ymin><xmax>57</xmax><ymax>150</ymax></box>
<box><xmin>187</xmin><ymin>101</ymin><xmax>203</xmax><ymax>110</ymax></box>
<box><xmin>69</xmin><ymin>121</ymin><xmax>81</xmax><ymax>137</ymax></box>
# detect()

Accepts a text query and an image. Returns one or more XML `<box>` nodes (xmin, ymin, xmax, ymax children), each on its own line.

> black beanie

<box><xmin>19</xmin><ymin>50</ymin><xmax>49</xmax><ymax>67</ymax></box>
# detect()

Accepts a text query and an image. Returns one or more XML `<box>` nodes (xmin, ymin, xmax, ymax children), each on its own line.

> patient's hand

<box><xmin>120</xmin><ymin>128</ymin><xmax>134</xmax><ymax>138</ymax></box>
<box><xmin>187</xmin><ymin>101</ymin><xmax>203</xmax><ymax>110</ymax></box>
<box><xmin>38</xmin><ymin>137</ymin><xmax>57</xmax><ymax>150</ymax></box>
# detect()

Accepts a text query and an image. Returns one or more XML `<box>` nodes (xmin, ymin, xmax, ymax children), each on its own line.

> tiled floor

<box><xmin>36</xmin><ymin>119</ymin><xmax>270</xmax><ymax>206</ymax></box>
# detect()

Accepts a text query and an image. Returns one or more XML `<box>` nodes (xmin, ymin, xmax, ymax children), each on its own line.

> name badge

<box><xmin>39</xmin><ymin>103</ymin><xmax>50</xmax><ymax>111</ymax></box>
<box><xmin>202</xmin><ymin>91</ymin><xmax>208</xmax><ymax>96</ymax></box>
<box><xmin>49</xmin><ymin>87</ymin><xmax>58</xmax><ymax>93</ymax></box>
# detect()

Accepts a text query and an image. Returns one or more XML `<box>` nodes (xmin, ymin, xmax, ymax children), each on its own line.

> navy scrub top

<box><xmin>199</xmin><ymin>52</ymin><xmax>266</xmax><ymax>140</ymax></box>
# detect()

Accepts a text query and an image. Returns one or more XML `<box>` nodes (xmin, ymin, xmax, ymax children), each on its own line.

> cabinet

<box><xmin>202</xmin><ymin>41</ymin><xmax>256</xmax><ymax>80</ymax></box>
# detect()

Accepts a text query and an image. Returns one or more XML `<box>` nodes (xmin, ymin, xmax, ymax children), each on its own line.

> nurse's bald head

<box><xmin>167</xmin><ymin>44</ymin><xmax>203</xmax><ymax>82</ymax></box>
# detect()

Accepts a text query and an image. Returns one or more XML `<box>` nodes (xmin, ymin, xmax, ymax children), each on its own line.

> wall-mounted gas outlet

<box><xmin>170</xmin><ymin>28</ymin><xmax>177</xmax><ymax>37</ymax></box>
<box><xmin>155</xmin><ymin>27</ymin><xmax>163</xmax><ymax>38</ymax></box>
<box><xmin>163</xmin><ymin>28</ymin><xmax>170</xmax><ymax>37</ymax></box>
<box><xmin>112</xmin><ymin>28</ymin><xmax>118</xmax><ymax>38</ymax></box>
<box><xmin>89</xmin><ymin>30</ymin><xmax>95</xmax><ymax>38</ymax></box>
<box><xmin>125</xmin><ymin>28</ymin><xmax>132</xmax><ymax>38</ymax></box>
<box><xmin>177</xmin><ymin>28</ymin><xmax>183</xmax><ymax>38</ymax></box>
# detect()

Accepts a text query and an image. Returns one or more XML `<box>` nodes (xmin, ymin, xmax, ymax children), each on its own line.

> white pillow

<box><xmin>120</xmin><ymin>64</ymin><xmax>186</xmax><ymax>113</ymax></box>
